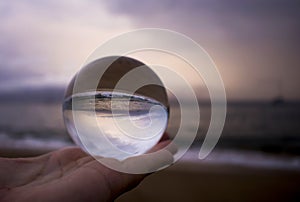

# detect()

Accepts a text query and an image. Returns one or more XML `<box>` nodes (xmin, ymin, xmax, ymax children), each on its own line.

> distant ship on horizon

<box><xmin>271</xmin><ymin>79</ymin><xmax>285</xmax><ymax>106</ymax></box>
<box><xmin>271</xmin><ymin>95</ymin><xmax>285</xmax><ymax>106</ymax></box>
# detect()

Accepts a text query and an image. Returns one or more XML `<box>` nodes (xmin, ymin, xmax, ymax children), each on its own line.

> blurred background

<box><xmin>0</xmin><ymin>0</ymin><xmax>300</xmax><ymax>201</ymax></box>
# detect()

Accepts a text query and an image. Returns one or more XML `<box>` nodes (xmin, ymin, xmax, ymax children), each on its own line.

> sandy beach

<box><xmin>117</xmin><ymin>160</ymin><xmax>300</xmax><ymax>202</ymax></box>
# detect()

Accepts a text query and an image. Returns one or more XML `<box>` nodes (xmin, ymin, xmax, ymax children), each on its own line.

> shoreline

<box><xmin>1</xmin><ymin>146</ymin><xmax>300</xmax><ymax>170</ymax></box>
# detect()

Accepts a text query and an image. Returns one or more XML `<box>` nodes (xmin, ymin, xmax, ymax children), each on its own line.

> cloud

<box><xmin>0</xmin><ymin>0</ymin><xmax>133</xmax><ymax>90</ymax></box>
<box><xmin>105</xmin><ymin>0</ymin><xmax>300</xmax><ymax>43</ymax></box>
<box><xmin>104</xmin><ymin>0</ymin><xmax>300</xmax><ymax>100</ymax></box>
<box><xmin>0</xmin><ymin>0</ymin><xmax>299</xmax><ymax>99</ymax></box>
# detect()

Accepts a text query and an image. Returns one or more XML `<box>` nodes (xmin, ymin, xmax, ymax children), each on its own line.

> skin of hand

<box><xmin>0</xmin><ymin>139</ymin><xmax>176</xmax><ymax>202</ymax></box>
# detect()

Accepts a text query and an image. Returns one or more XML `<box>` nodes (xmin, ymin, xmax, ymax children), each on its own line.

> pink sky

<box><xmin>0</xmin><ymin>0</ymin><xmax>299</xmax><ymax>100</ymax></box>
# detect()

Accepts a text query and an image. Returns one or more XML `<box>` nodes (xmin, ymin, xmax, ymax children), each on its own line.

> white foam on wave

<box><xmin>182</xmin><ymin>148</ymin><xmax>300</xmax><ymax>170</ymax></box>
<box><xmin>0</xmin><ymin>132</ymin><xmax>73</xmax><ymax>151</ymax></box>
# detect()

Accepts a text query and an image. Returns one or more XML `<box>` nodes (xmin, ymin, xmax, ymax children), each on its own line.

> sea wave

<box><xmin>0</xmin><ymin>132</ymin><xmax>73</xmax><ymax>151</ymax></box>
<box><xmin>182</xmin><ymin>148</ymin><xmax>300</xmax><ymax>170</ymax></box>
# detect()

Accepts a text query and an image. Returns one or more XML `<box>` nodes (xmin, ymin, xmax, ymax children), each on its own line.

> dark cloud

<box><xmin>104</xmin><ymin>0</ymin><xmax>300</xmax><ymax>57</ymax></box>
<box><xmin>104</xmin><ymin>0</ymin><xmax>300</xmax><ymax>100</ymax></box>
<box><xmin>105</xmin><ymin>0</ymin><xmax>300</xmax><ymax>41</ymax></box>
<box><xmin>105</xmin><ymin>0</ymin><xmax>300</xmax><ymax>20</ymax></box>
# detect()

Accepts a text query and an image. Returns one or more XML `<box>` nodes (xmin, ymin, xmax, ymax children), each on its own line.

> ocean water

<box><xmin>0</xmin><ymin>99</ymin><xmax>300</xmax><ymax>166</ymax></box>
<box><xmin>0</xmin><ymin>102</ymin><xmax>71</xmax><ymax>151</ymax></box>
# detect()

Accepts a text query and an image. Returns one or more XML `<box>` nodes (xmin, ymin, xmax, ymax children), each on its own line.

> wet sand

<box><xmin>117</xmin><ymin>160</ymin><xmax>300</xmax><ymax>202</ymax></box>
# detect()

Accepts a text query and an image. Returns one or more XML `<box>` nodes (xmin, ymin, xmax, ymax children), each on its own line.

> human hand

<box><xmin>0</xmin><ymin>139</ymin><xmax>176</xmax><ymax>202</ymax></box>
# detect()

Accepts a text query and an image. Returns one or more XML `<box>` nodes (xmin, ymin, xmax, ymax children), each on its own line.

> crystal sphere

<box><xmin>63</xmin><ymin>56</ymin><xmax>169</xmax><ymax>160</ymax></box>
